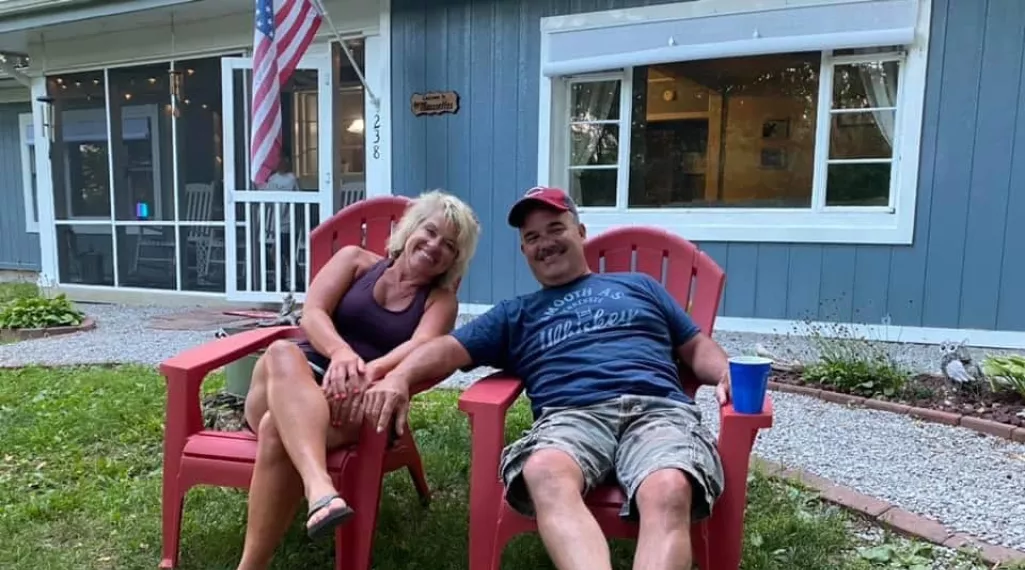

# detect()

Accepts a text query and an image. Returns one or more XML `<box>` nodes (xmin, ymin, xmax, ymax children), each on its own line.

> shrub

<box><xmin>799</xmin><ymin>320</ymin><xmax>909</xmax><ymax>398</ymax></box>
<box><xmin>982</xmin><ymin>355</ymin><xmax>1025</xmax><ymax>399</ymax></box>
<box><xmin>0</xmin><ymin>294</ymin><xmax>85</xmax><ymax>330</ymax></box>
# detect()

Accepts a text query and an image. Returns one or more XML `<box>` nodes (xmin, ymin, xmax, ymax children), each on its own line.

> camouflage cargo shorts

<box><xmin>499</xmin><ymin>394</ymin><xmax>724</xmax><ymax>521</ymax></box>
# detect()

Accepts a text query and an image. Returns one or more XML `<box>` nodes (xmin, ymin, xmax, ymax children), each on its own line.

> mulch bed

<box><xmin>772</xmin><ymin>370</ymin><xmax>1025</xmax><ymax>428</ymax></box>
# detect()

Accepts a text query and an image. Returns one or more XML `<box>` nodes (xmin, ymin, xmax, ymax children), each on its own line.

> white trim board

<box><xmin>456</xmin><ymin>303</ymin><xmax>1025</xmax><ymax>350</ymax></box>
<box><xmin>536</xmin><ymin>0</ymin><xmax>932</xmax><ymax>245</ymax></box>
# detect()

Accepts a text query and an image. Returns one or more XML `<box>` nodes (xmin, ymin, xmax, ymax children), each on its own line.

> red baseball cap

<box><xmin>507</xmin><ymin>186</ymin><xmax>580</xmax><ymax>228</ymax></box>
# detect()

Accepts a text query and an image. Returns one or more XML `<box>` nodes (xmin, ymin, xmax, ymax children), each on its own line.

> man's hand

<box><xmin>362</xmin><ymin>374</ymin><xmax>411</xmax><ymax>436</ymax></box>
<box><xmin>715</xmin><ymin>374</ymin><xmax>731</xmax><ymax>406</ymax></box>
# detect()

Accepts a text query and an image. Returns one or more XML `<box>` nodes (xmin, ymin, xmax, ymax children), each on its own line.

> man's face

<box><xmin>518</xmin><ymin>208</ymin><xmax>588</xmax><ymax>287</ymax></box>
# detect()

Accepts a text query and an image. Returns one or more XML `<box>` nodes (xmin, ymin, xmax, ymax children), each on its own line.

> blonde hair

<box><xmin>386</xmin><ymin>189</ymin><xmax>480</xmax><ymax>290</ymax></box>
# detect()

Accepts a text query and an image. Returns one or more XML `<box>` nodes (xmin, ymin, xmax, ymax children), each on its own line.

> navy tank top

<box><xmin>298</xmin><ymin>258</ymin><xmax>431</xmax><ymax>365</ymax></box>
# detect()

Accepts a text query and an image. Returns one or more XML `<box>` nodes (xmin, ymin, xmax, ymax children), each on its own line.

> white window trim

<box><xmin>18</xmin><ymin>112</ymin><xmax>39</xmax><ymax>233</ymax></box>
<box><xmin>536</xmin><ymin>0</ymin><xmax>932</xmax><ymax>245</ymax></box>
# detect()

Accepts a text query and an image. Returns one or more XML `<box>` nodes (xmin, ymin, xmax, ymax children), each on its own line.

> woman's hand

<box><xmin>323</xmin><ymin>348</ymin><xmax>365</xmax><ymax>395</ymax></box>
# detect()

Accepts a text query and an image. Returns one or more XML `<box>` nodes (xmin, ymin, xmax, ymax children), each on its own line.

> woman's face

<box><xmin>402</xmin><ymin>212</ymin><xmax>460</xmax><ymax>279</ymax></box>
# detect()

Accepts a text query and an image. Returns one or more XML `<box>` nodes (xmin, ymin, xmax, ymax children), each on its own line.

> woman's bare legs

<box><xmin>236</xmin><ymin>411</ymin><xmax>304</xmax><ymax>570</ymax></box>
<box><xmin>236</xmin><ymin>341</ymin><xmax>360</xmax><ymax>570</ymax></box>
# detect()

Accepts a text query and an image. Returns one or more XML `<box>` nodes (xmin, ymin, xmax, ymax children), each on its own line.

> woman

<box><xmin>236</xmin><ymin>190</ymin><xmax>480</xmax><ymax>570</ymax></box>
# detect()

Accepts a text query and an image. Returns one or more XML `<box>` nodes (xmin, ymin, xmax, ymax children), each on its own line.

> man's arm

<box><xmin>363</xmin><ymin>303</ymin><xmax>512</xmax><ymax>434</ymax></box>
<box><xmin>641</xmin><ymin>276</ymin><xmax>732</xmax><ymax>403</ymax></box>
<box><xmin>388</xmin><ymin>335</ymin><xmax>473</xmax><ymax>390</ymax></box>
<box><xmin>675</xmin><ymin>334</ymin><xmax>729</xmax><ymax>388</ymax></box>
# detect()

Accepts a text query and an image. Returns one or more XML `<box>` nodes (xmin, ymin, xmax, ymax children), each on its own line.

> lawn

<box><xmin>0</xmin><ymin>365</ymin><xmax>1001</xmax><ymax>569</ymax></box>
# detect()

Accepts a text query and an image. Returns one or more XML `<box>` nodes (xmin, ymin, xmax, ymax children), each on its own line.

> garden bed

<box><xmin>771</xmin><ymin>370</ymin><xmax>1025</xmax><ymax>429</ymax></box>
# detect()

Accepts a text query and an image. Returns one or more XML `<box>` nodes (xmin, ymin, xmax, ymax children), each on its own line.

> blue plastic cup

<box><xmin>728</xmin><ymin>356</ymin><xmax>772</xmax><ymax>414</ymax></box>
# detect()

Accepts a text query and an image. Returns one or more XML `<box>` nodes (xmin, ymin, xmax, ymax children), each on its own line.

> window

<box><xmin>539</xmin><ymin>0</ymin><xmax>929</xmax><ymax>244</ymax></box>
<box><xmin>18</xmin><ymin>113</ymin><xmax>38</xmax><ymax>233</ymax></box>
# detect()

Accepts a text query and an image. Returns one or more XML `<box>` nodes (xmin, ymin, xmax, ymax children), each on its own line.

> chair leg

<box><xmin>159</xmin><ymin>485</ymin><xmax>185</xmax><ymax>569</ymax></box>
<box><xmin>405</xmin><ymin>448</ymin><xmax>431</xmax><ymax>506</ymax></box>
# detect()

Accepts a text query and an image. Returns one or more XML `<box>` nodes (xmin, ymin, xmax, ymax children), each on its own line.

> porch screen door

<box><xmin>221</xmin><ymin>55</ymin><xmax>333</xmax><ymax>303</ymax></box>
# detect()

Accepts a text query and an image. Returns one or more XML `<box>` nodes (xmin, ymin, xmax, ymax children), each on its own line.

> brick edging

<box><xmin>768</xmin><ymin>381</ymin><xmax>1025</xmax><ymax>444</ymax></box>
<box><xmin>752</xmin><ymin>456</ymin><xmax>1025</xmax><ymax>566</ymax></box>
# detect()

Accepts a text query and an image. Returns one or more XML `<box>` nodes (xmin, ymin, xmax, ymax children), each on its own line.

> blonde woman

<box><xmin>236</xmin><ymin>190</ymin><xmax>480</xmax><ymax>570</ymax></box>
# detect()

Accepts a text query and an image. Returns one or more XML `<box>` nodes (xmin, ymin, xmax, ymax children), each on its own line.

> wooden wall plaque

<box><xmin>411</xmin><ymin>91</ymin><xmax>460</xmax><ymax>116</ymax></box>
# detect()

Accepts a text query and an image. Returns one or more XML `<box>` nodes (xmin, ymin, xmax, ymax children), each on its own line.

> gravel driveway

<box><xmin>2</xmin><ymin>304</ymin><xmax>1023</xmax><ymax>550</ymax></box>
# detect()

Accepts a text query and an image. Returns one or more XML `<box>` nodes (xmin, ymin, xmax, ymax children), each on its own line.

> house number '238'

<box><xmin>372</xmin><ymin>113</ymin><xmax>381</xmax><ymax>160</ymax></box>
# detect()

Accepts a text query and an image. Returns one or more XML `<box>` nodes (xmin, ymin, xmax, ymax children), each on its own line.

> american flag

<box><xmin>251</xmin><ymin>0</ymin><xmax>322</xmax><ymax>186</ymax></box>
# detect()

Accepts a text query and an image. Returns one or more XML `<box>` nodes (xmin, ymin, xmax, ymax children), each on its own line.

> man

<box><xmin>363</xmin><ymin>187</ymin><xmax>732</xmax><ymax>570</ymax></box>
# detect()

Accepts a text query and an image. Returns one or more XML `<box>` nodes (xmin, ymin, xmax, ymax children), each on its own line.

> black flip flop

<box><xmin>306</xmin><ymin>494</ymin><xmax>355</xmax><ymax>540</ymax></box>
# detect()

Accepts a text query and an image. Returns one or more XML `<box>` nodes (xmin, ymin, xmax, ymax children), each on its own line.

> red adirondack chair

<box><xmin>159</xmin><ymin>196</ymin><xmax>432</xmax><ymax>570</ymax></box>
<box><xmin>457</xmin><ymin>226</ymin><xmax>774</xmax><ymax>570</ymax></box>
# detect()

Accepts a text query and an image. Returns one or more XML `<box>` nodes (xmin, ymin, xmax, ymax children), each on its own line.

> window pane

<box><xmin>117</xmin><ymin>225</ymin><xmax>176</xmax><ymax>289</ymax></box>
<box><xmin>830</xmin><ymin>111</ymin><xmax>895</xmax><ymax>159</ymax></box>
<box><xmin>175</xmin><ymin>57</ymin><xmax>226</xmax><ymax>222</ymax></box>
<box><xmin>231</xmin><ymin>68</ymin><xmax>253</xmax><ymax>191</ymax></box>
<box><xmin>334</xmin><ymin>40</ymin><xmax>367</xmax><ymax>209</ymax></box>
<box><xmin>646</xmin><ymin>66</ymin><xmax>710</xmax><ymax>117</ymax></box>
<box><xmin>832</xmin><ymin>61</ymin><xmax>899</xmax><ymax>110</ymax></box>
<box><xmin>570</xmin><ymin>124</ymin><xmax>619</xmax><ymax>166</ymax></box>
<box><xmin>570</xmin><ymin>81</ymin><xmax>620</xmax><ymax>122</ymax></box>
<box><xmin>826</xmin><ymin>162</ymin><xmax>891</xmax><ymax>206</ymax></box>
<box><xmin>628</xmin><ymin>52</ymin><xmax>820</xmax><ymax>208</ymax></box>
<box><xmin>180</xmin><ymin>225</ymin><xmax>226</xmax><ymax>292</ymax></box>
<box><xmin>108</xmin><ymin>64</ymin><xmax>173</xmax><ymax>221</ymax></box>
<box><xmin>570</xmin><ymin>168</ymin><xmax>617</xmax><ymax>207</ymax></box>
<box><xmin>56</xmin><ymin>224</ymin><xmax>114</xmax><ymax>285</ymax></box>
<box><xmin>49</xmin><ymin>72</ymin><xmax>111</xmax><ymax>220</ymax></box>
<box><xmin>29</xmin><ymin>146</ymin><xmax>38</xmax><ymax>223</ymax></box>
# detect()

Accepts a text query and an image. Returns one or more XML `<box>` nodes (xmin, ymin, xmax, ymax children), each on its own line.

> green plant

<box><xmin>798</xmin><ymin>318</ymin><xmax>909</xmax><ymax>398</ymax></box>
<box><xmin>0</xmin><ymin>294</ymin><xmax>85</xmax><ymax>329</ymax></box>
<box><xmin>982</xmin><ymin>355</ymin><xmax>1025</xmax><ymax>399</ymax></box>
<box><xmin>858</xmin><ymin>542</ymin><xmax>933</xmax><ymax>569</ymax></box>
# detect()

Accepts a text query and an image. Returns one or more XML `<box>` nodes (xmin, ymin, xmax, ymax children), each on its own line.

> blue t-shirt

<box><xmin>451</xmin><ymin>272</ymin><xmax>700</xmax><ymax>418</ymax></box>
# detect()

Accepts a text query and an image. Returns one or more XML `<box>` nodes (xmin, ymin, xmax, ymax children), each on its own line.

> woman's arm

<box><xmin>301</xmin><ymin>245</ymin><xmax>372</xmax><ymax>358</ymax></box>
<box><xmin>365</xmin><ymin>288</ymin><xmax>458</xmax><ymax>379</ymax></box>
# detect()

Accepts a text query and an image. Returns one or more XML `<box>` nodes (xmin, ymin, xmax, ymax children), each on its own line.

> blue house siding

<box><xmin>391</xmin><ymin>0</ymin><xmax>1025</xmax><ymax>333</ymax></box>
<box><xmin>0</xmin><ymin>103</ymin><xmax>41</xmax><ymax>272</ymax></box>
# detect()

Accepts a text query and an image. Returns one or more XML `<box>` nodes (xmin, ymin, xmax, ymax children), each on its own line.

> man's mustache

<box><xmin>535</xmin><ymin>244</ymin><xmax>567</xmax><ymax>261</ymax></box>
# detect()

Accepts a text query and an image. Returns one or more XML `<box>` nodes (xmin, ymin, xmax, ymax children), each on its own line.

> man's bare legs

<box><xmin>632</xmin><ymin>469</ymin><xmax>694</xmax><ymax>570</ymax></box>
<box><xmin>236</xmin><ymin>341</ymin><xmax>359</xmax><ymax>570</ymax></box>
<box><xmin>522</xmin><ymin>449</ymin><xmax>612</xmax><ymax>570</ymax></box>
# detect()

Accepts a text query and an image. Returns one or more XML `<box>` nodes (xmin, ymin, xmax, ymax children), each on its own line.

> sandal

<box><xmin>306</xmin><ymin>493</ymin><xmax>355</xmax><ymax>540</ymax></box>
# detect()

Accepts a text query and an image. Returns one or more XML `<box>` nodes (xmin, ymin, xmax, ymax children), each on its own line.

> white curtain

<box><xmin>569</xmin><ymin>82</ymin><xmax>619</xmax><ymax>202</ymax></box>
<box><xmin>858</xmin><ymin>61</ymin><xmax>899</xmax><ymax>148</ymax></box>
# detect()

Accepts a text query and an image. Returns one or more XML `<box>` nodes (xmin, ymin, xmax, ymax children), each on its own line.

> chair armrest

<box><xmin>458</xmin><ymin>373</ymin><xmax>525</xmax><ymax>489</ymax></box>
<box><xmin>718</xmin><ymin>395</ymin><xmax>774</xmax><ymax>432</ymax></box>
<box><xmin>160</xmin><ymin>326</ymin><xmax>300</xmax><ymax>440</ymax></box>
<box><xmin>457</xmin><ymin>372</ymin><xmax>525</xmax><ymax>417</ymax></box>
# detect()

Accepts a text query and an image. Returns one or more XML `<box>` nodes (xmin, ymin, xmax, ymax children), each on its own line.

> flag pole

<box><xmin>311</xmin><ymin>0</ymin><xmax>380</xmax><ymax>108</ymax></box>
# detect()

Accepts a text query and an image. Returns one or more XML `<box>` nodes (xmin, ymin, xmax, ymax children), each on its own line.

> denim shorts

<box><xmin>499</xmin><ymin>394</ymin><xmax>724</xmax><ymax>521</ymax></box>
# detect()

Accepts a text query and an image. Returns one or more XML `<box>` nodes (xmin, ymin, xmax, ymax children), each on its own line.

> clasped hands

<box><xmin>321</xmin><ymin>349</ymin><xmax>411</xmax><ymax>437</ymax></box>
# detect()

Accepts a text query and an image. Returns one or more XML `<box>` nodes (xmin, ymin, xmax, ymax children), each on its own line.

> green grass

<box><xmin>0</xmin><ymin>365</ymin><xmax>1010</xmax><ymax>569</ymax></box>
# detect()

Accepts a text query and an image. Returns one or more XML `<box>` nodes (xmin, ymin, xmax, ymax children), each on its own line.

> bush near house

<box><xmin>0</xmin><ymin>282</ymin><xmax>84</xmax><ymax>330</ymax></box>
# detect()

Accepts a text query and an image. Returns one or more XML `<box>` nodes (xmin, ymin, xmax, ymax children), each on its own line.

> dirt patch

<box><xmin>772</xmin><ymin>370</ymin><xmax>1025</xmax><ymax>428</ymax></box>
<box><xmin>147</xmin><ymin>309</ymin><xmax>259</xmax><ymax>331</ymax></box>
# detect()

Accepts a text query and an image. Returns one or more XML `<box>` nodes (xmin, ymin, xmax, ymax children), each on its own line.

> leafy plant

<box><xmin>857</xmin><ymin>542</ymin><xmax>933</xmax><ymax>569</ymax></box>
<box><xmin>0</xmin><ymin>294</ymin><xmax>85</xmax><ymax>330</ymax></box>
<box><xmin>982</xmin><ymin>355</ymin><xmax>1025</xmax><ymax>399</ymax></box>
<box><xmin>798</xmin><ymin>317</ymin><xmax>909</xmax><ymax>398</ymax></box>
